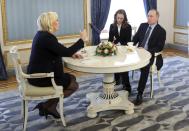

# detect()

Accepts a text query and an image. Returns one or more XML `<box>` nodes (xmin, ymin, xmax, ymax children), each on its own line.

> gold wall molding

<box><xmin>173</xmin><ymin>32</ymin><xmax>188</xmax><ymax>45</ymax></box>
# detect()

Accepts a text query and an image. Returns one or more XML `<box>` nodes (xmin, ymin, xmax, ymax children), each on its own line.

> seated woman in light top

<box><xmin>27</xmin><ymin>11</ymin><xmax>87</xmax><ymax>119</ymax></box>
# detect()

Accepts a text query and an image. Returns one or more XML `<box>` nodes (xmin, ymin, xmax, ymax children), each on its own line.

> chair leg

<box><xmin>132</xmin><ymin>70</ymin><xmax>134</xmax><ymax>80</ymax></box>
<box><xmin>23</xmin><ymin>100</ymin><xmax>28</xmax><ymax>131</ymax></box>
<box><xmin>150</xmin><ymin>72</ymin><xmax>154</xmax><ymax>99</ymax></box>
<box><xmin>59</xmin><ymin>95</ymin><xmax>66</xmax><ymax>126</ymax></box>
<box><xmin>157</xmin><ymin>71</ymin><xmax>161</xmax><ymax>87</ymax></box>
<box><xmin>21</xmin><ymin>100</ymin><xmax>24</xmax><ymax>119</ymax></box>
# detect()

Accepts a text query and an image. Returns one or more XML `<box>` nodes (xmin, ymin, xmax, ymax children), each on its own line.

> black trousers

<box><xmin>122</xmin><ymin>72</ymin><xmax>131</xmax><ymax>88</ymax></box>
<box><xmin>138</xmin><ymin>63</ymin><xmax>151</xmax><ymax>94</ymax></box>
<box><xmin>114</xmin><ymin>73</ymin><xmax>121</xmax><ymax>84</ymax></box>
<box><xmin>114</xmin><ymin>72</ymin><xmax>131</xmax><ymax>88</ymax></box>
<box><xmin>115</xmin><ymin>63</ymin><xmax>151</xmax><ymax>95</ymax></box>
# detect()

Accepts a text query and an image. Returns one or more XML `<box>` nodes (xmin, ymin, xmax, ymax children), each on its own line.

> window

<box><xmin>2</xmin><ymin>0</ymin><xmax>87</xmax><ymax>45</ymax></box>
<box><xmin>101</xmin><ymin>0</ymin><xmax>147</xmax><ymax>40</ymax></box>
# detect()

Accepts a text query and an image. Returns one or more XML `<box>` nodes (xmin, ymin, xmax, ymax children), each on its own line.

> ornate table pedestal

<box><xmin>86</xmin><ymin>73</ymin><xmax>134</xmax><ymax>118</ymax></box>
<box><xmin>64</xmin><ymin>46</ymin><xmax>151</xmax><ymax>118</ymax></box>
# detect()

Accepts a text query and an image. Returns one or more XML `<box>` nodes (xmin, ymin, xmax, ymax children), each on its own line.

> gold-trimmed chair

<box><xmin>9</xmin><ymin>46</ymin><xmax>66</xmax><ymax>131</ymax></box>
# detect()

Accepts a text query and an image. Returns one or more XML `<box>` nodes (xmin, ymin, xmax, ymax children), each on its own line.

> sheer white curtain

<box><xmin>101</xmin><ymin>0</ymin><xmax>147</xmax><ymax>39</ymax></box>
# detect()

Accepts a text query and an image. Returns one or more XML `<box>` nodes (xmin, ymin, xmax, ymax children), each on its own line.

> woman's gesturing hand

<box><xmin>80</xmin><ymin>29</ymin><xmax>88</xmax><ymax>42</ymax></box>
<box><xmin>72</xmin><ymin>53</ymin><xmax>83</xmax><ymax>59</ymax></box>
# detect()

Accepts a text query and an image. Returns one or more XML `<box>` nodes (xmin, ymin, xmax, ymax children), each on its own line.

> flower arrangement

<box><xmin>96</xmin><ymin>42</ymin><xmax>118</xmax><ymax>56</ymax></box>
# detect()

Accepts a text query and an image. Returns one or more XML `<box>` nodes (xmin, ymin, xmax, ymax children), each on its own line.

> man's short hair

<box><xmin>149</xmin><ymin>9</ymin><xmax>159</xmax><ymax>17</ymax></box>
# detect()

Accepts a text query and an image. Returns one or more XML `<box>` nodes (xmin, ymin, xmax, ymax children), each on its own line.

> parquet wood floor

<box><xmin>0</xmin><ymin>48</ymin><xmax>188</xmax><ymax>92</ymax></box>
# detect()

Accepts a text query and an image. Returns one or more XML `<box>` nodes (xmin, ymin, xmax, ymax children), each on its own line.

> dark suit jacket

<box><xmin>108</xmin><ymin>24</ymin><xmax>132</xmax><ymax>45</ymax></box>
<box><xmin>132</xmin><ymin>23</ymin><xmax>166</xmax><ymax>70</ymax></box>
<box><xmin>27</xmin><ymin>31</ymin><xmax>84</xmax><ymax>87</ymax></box>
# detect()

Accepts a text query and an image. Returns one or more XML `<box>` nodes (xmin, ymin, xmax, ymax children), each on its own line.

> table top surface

<box><xmin>64</xmin><ymin>46</ymin><xmax>151</xmax><ymax>73</ymax></box>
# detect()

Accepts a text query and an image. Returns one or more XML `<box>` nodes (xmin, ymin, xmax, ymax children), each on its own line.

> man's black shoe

<box><xmin>134</xmin><ymin>94</ymin><xmax>143</xmax><ymax>106</ymax></box>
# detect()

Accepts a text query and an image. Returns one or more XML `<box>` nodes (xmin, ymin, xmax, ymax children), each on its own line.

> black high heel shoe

<box><xmin>33</xmin><ymin>103</ymin><xmax>45</xmax><ymax>116</ymax></box>
<box><xmin>43</xmin><ymin>108</ymin><xmax>60</xmax><ymax>119</ymax></box>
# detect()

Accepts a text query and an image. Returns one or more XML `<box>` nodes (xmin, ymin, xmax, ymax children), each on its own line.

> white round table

<box><xmin>64</xmin><ymin>46</ymin><xmax>151</xmax><ymax>118</ymax></box>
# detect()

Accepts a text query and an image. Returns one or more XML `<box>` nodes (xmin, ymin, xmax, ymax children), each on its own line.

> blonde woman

<box><xmin>27</xmin><ymin>12</ymin><xmax>87</xmax><ymax>119</ymax></box>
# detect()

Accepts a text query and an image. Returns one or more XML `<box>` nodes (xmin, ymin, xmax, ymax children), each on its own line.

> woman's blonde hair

<box><xmin>37</xmin><ymin>11</ymin><xmax>58</xmax><ymax>32</ymax></box>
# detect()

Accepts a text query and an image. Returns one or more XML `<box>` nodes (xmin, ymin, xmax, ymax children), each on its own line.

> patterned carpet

<box><xmin>1</xmin><ymin>56</ymin><xmax>189</xmax><ymax>131</ymax></box>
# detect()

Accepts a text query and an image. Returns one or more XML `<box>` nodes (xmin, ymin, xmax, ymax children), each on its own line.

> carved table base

<box><xmin>86</xmin><ymin>73</ymin><xmax>134</xmax><ymax>118</ymax></box>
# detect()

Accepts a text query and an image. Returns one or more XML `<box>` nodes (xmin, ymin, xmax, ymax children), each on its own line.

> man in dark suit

<box><xmin>132</xmin><ymin>9</ymin><xmax>166</xmax><ymax>105</ymax></box>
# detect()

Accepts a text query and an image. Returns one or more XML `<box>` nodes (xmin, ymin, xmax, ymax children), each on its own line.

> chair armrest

<box><xmin>22</xmin><ymin>72</ymin><xmax>54</xmax><ymax>79</ymax></box>
<box><xmin>22</xmin><ymin>72</ymin><xmax>63</xmax><ymax>90</ymax></box>
<box><xmin>154</xmin><ymin>52</ymin><xmax>162</xmax><ymax>57</ymax></box>
<box><xmin>153</xmin><ymin>51</ymin><xmax>162</xmax><ymax>65</ymax></box>
<box><xmin>51</xmin><ymin>78</ymin><xmax>64</xmax><ymax>90</ymax></box>
<box><xmin>151</xmin><ymin>51</ymin><xmax>162</xmax><ymax>71</ymax></box>
<box><xmin>22</xmin><ymin>72</ymin><xmax>64</xmax><ymax>90</ymax></box>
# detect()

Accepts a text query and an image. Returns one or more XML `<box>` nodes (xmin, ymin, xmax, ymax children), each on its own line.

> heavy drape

<box><xmin>143</xmin><ymin>0</ymin><xmax>157</xmax><ymax>15</ymax></box>
<box><xmin>0</xmin><ymin>45</ymin><xmax>7</xmax><ymax>80</ymax></box>
<box><xmin>91</xmin><ymin>0</ymin><xmax>111</xmax><ymax>45</ymax></box>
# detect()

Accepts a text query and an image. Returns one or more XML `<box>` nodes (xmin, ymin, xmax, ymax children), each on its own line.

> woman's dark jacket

<box><xmin>27</xmin><ymin>31</ymin><xmax>84</xmax><ymax>87</ymax></box>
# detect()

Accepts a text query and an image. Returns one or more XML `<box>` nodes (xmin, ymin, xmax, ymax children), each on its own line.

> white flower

<box><xmin>104</xmin><ymin>42</ymin><xmax>108</xmax><ymax>46</ymax></box>
<box><xmin>108</xmin><ymin>42</ymin><xmax>113</xmax><ymax>47</ymax></box>
<box><xmin>96</xmin><ymin>41</ymin><xmax>117</xmax><ymax>56</ymax></box>
<box><xmin>104</xmin><ymin>49</ymin><xmax>109</xmax><ymax>54</ymax></box>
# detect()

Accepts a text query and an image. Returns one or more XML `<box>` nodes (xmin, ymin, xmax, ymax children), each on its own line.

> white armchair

<box><xmin>9</xmin><ymin>46</ymin><xmax>66</xmax><ymax>131</ymax></box>
<box><xmin>150</xmin><ymin>51</ymin><xmax>162</xmax><ymax>98</ymax></box>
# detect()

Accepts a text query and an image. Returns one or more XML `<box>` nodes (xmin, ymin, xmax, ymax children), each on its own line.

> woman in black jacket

<box><xmin>108</xmin><ymin>9</ymin><xmax>132</xmax><ymax>92</ymax></box>
<box><xmin>27</xmin><ymin>12</ymin><xmax>87</xmax><ymax>119</ymax></box>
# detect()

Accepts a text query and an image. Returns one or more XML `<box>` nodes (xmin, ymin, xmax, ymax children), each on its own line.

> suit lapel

<box><xmin>142</xmin><ymin>24</ymin><xmax>149</xmax><ymax>38</ymax></box>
